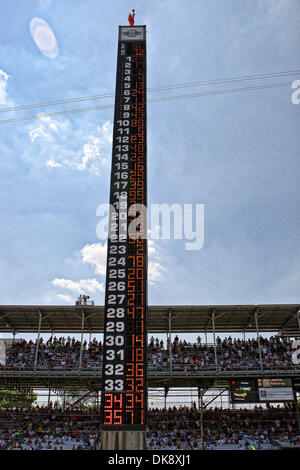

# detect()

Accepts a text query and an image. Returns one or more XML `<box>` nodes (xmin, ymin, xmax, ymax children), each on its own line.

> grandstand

<box><xmin>0</xmin><ymin>303</ymin><xmax>299</xmax><ymax>450</ymax></box>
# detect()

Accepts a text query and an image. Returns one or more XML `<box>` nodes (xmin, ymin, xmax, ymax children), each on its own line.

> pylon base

<box><xmin>100</xmin><ymin>430</ymin><xmax>147</xmax><ymax>450</ymax></box>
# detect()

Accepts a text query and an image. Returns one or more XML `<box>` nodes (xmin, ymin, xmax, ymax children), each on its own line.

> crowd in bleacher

<box><xmin>0</xmin><ymin>404</ymin><xmax>99</xmax><ymax>450</ymax></box>
<box><xmin>149</xmin><ymin>334</ymin><xmax>298</xmax><ymax>371</ymax></box>
<box><xmin>0</xmin><ymin>403</ymin><xmax>299</xmax><ymax>450</ymax></box>
<box><xmin>147</xmin><ymin>403</ymin><xmax>300</xmax><ymax>450</ymax></box>
<box><xmin>0</xmin><ymin>334</ymin><xmax>298</xmax><ymax>371</ymax></box>
<box><xmin>1</xmin><ymin>336</ymin><xmax>102</xmax><ymax>371</ymax></box>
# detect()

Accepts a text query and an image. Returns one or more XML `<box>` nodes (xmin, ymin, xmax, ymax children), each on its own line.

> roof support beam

<box><xmin>205</xmin><ymin>314</ymin><xmax>211</xmax><ymax>331</ymax></box>
<box><xmin>40</xmin><ymin>311</ymin><xmax>55</xmax><ymax>333</ymax></box>
<box><xmin>243</xmin><ymin>312</ymin><xmax>255</xmax><ymax>331</ymax></box>
<box><xmin>0</xmin><ymin>313</ymin><xmax>16</xmax><ymax>334</ymax></box>
<box><xmin>279</xmin><ymin>310</ymin><xmax>300</xmax><ymax>336</ymax></box>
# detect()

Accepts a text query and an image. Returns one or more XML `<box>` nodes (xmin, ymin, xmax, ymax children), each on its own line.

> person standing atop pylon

<box><xmin>128</xmin><ymin>8</ymin><xmax>135</xmax><ymax>26</ymax></box>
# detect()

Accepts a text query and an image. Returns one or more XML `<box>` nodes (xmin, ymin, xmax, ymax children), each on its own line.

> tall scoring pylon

<box><xmin>100</xmin><ymin>22</ymin><xmax>148</xmax><ymax>450</ymax></box>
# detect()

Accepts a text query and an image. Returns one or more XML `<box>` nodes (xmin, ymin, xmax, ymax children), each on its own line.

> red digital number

<box><xmin>104</xmin><ymin>409</ymin><xmax>113</xmax><ymax>425</ymax></box>
<box><xmin>113</xmin><ymin>409</ymin><xmax>123</xmax><ymax>425</ymax></box>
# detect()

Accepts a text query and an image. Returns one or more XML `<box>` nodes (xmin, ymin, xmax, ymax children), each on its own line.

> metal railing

<box><xmin>0</xmin><ymin>368</ymin><xmax>299</xmax><ymax>380</ymax></box>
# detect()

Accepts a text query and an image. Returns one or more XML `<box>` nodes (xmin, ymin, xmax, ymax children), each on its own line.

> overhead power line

<box><xmin>0</xmin><ymin>81</ymin><xmax>292</xmax><ymax>125</ymax></box>
<box><xmin>148</xmin><ymin>81</ymin><xmax>291</xmax><ymax>103</ymax></box>
<box><xmin>147</xmin><ymin>70</ymin><xmax>300</xmax><ymax>92</ymax></box>
<box><xmin>0</xmin><ymin>69</ymin><xmax>299</xmax><ymax>114</ymax></box>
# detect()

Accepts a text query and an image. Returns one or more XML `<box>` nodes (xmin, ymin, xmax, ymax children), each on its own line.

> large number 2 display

<box><xmin>101</xmin><ymin>27</ymin><xmax>147</xmax><ymax>431</ymax></box>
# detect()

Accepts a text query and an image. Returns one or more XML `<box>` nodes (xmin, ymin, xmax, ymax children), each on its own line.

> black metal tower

<box><xmin>100</xmin><ymin>24</ymin><xmax>147</xmax><ymax>450</ymax></box>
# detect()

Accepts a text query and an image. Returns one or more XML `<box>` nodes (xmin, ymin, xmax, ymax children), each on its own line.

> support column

<box><xmin>212</xmin><ymin>310</ymin><xmax>218</xmax><ymax>371</ymax></box>
<box><xmin>293</xmin><ymin>388</ymin><xmax>300</xmax><ymax>433</ymax></box>
<box><xmin>34</xmin><ymin>310</ymin><xmax>42</xmax><ymax>371</ymax></box>
<box><xmin>79</xmin><ymin>310</ymin><xmax>85</xmax><ymax>371</ymax></box>
<box><xmin>164</xmin><ymin>385</ymin><xmax>169</xmax><ymax>409</ymax></box>
<box><xmin>63</xmin><ymin>390</ymin><xmax>66</xmax><ymax>410</ymax></box>
<box><xmin>199</xmin><ymin>388</ymin><xmax>204</xmax><ymax>450</ymax></box>
<box><xmin>100</xmin><ymin>431</ymin><xmax>147</xmax><ymax>450</ymax></box>
<box><xmin>255</xmin><ymin>309</ymin><xmax>263</xmax><ymax>371</ymax></box>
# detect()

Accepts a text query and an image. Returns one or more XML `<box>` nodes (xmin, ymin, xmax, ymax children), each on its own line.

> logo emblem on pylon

<box><xmin>123</xmin><ymin>29</ymin><xmax>142</xmax><ymax>37</ymax></box>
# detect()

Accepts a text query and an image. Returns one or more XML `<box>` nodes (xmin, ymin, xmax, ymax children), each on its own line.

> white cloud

<box><xmin>81</xmin><ymin>243</ymin><xmax>107</xmax><ymax>276</ymax></box>
<box><xmin>0</xmin><ymin>69</ymin><xmax>9</xmax><ymax>104</ymax></box>
<box><xmin>75</xmin><ymin>135</ymin><xmax>101</xmax><ymax>170</ymax></box>
<box><xmin>79</xmin><ymin>239</ymin><xmax>166</xmax><ymax>285</ymax></box>
<box><xmin>28</xmin><ymin>117</ymin><xmax>68</xmax><ymax>143</ymax></box>
<box><xmin>148</xmin><ymin>238</ymin><xmax>166</xmax><ymax>284</ymax></box>
<box><xmin>45</xmin><ymin>159</ymin><xmax>64</xmax><ymax>168</ymax></box>
<box><xmin>50</xmin><ymin>238</ymin><xmax>165</xmax><ymax>304</ymax></box>
<box><xmin>74</xmin><ymin>121</ymin><xmax>113</xmax><ymax>171</ymax></box>
<box><xmin>97</xmin><ymin>121</ymin><xmax>113</xmax><ymax>144</ymax></box>
<box><xmin>29</xmin><ymin>17</ymin><xmax>59</xmax><ymax>59</ymax></box>
<box><xmin>51</xmin><ymin>278</ymin><xmax>104</xmax><ymax>293</ymax></box>
<box><xmin>148</xmin><ymin>238</ymin><xmax>158</xmax><ymax>255</ymax></box>
<box><xmin>57</xmin><ymin>294</ymin><xmax>73</xmax><ymax>303</ymax></box>
<box><xmin>149</xmin><ymin>260</ymin><xmax>166</xmax><ymax>285</ymax></box>
<box><xmin>29</xmin><ymin>125</ymin><xmax>52</xmax><ymax>142</ymax></box>
<box><xmin>27</xmin><ymin>119</ymin><xmax>111</xmax><ymax>173</ymax></box>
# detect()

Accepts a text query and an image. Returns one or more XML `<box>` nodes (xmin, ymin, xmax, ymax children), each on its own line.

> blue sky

<box><xmin>0</xmin><ymin>0</ymin><xmax>299</xmax><ymax>309</ymax></box>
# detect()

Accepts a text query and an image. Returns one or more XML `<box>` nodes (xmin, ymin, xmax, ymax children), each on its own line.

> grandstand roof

<box><xmin>0</xmin><ymin>304</ymin><xmax>299</xmax><ymax>335</ymax></box>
